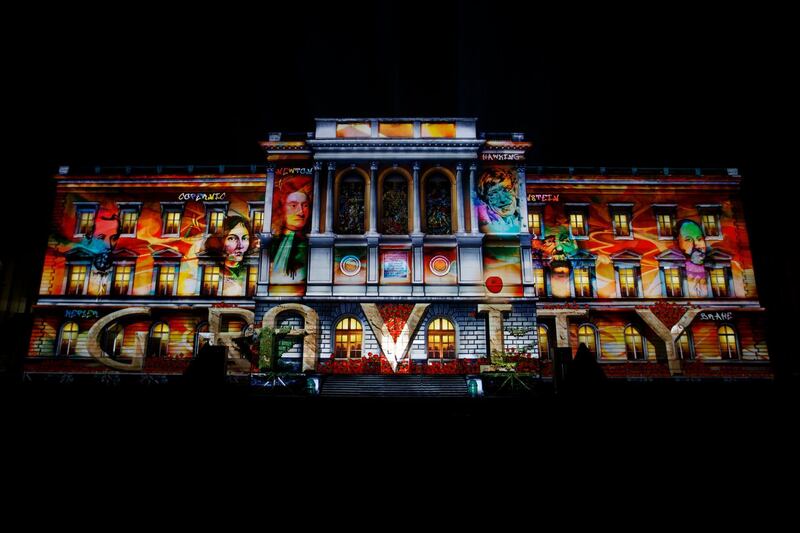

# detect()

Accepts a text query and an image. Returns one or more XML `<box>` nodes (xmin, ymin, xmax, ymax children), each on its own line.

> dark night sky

<box><xmin>7</xmin><ymin>3</ymin><xmax>796</xmax><ymax>373</ymax></box>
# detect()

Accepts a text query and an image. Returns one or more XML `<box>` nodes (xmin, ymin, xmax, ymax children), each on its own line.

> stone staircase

<box><xmin>320</xmin><ymin>375</ymin><xmax>469</xmax><ymax>397</ymax></box>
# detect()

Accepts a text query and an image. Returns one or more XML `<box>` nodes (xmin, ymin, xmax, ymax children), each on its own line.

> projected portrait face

<box><xmin>676</xmin><ymin>219</ymin><xmax>707</xmax><ymax>265</ymax></box>
<box><xmin>284</xmin><ymin>191</ymin><xmax>310</xmax><ymax>232</ymax></box>
<box><xmin>270</xmin><ymin>173</ymin><xmax>313</xmax><ymax>287</ymax></box>
<box><xmin>476</xmin><ymin>167</ymin><xmax>520</xmax><ymax>234</ymax></box>
<box><xmin>223</xmin><ymin>221</ymin><xmax>250</xmax><ymax>264</ymax></box>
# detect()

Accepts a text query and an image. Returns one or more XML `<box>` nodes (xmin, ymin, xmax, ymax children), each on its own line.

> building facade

<box><xmin>25</xmin><ymin>118</ymin><xmax>771</xmax><ymax>382</ymax></box>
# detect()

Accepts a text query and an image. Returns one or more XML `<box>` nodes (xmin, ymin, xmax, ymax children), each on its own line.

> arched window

<box><xmin>537</xmin><ymin>324</ymin><xmax>551</xmax><ymax>360</ymax></box>
<box><xmin>336</xmin><ymin>174</ymin><xmax>366</xmax><ymax>234</ymax></box>
<box><xmin>427</xmin><ymin>318</ymin><xmax>456</xmax><ymax>359</ymax></box>
<box><xmin>577</xmin><ymin>324</ymin><xmax>598</xmax><ymax>358</ymax></box>
<box><xmin>380</xmin><ymin>174</ymin><xmax>409</xmax><ymax>235</ymax></box>
<box><xmin>624</xmin><ymin>325</ymin><xmax>646</xmax><ymax>361</ymax></box>
<box><xmin>718</xmin><ymin>324</ymin><xmax>739</xmax><ymax>360</ymax></box>
<box><xmin>103</xmin><ymin>323</ymin><xmax>124</xmax><ymax>358</ymax></box>
<box><xmin>334</xmin><ymin>317</ymin><xmax>363</xmax><ymax>359</ymax></box>
<box><xmin>58</xmin><ymin>322</ymin><xmax>79</xmax><ymax>356</ymax></box>
<box><xmin>194</xmin><ymin>322</ymin><xmax>209</xmax><ymax>357</ymax></box>
<box><xmin>424</xmin><ymin>174</ymin><xmax>452</xmax><ymax>235</ymax></box>
<box><xmin>675</xmin><ymin>331</ymin><xmax>694</xmax><ymax>360</ymax></box>
<box><xmin>149</xmin><ymin>322</ymin><xmax>170</xmax><ymax>357</ymax></box>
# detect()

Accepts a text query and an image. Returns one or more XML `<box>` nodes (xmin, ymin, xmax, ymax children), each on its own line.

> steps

<box><xmin>320</xmin><ymin>375</ymin><xmax>469</xmax><ymax>398</ymax></box>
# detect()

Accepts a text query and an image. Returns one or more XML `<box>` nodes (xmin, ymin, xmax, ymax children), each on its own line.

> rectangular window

<box><xmin>156</xmin><ymin>265</ymin><xmax>178</xmax><ymax>296</ymax></box>
<box><xmin>251</xmin><ymin>209</ymin><xmax>264</xmax><ymax>234</ymax></box>
<box><xmin>76</xmin><ymin>209</ymin><xmax>96</xmax><ymax>236</ymax></box>
<box><xmin>67</xmin><ymin>264</ymin><xmax>88</xmax><ymax>295</ymax></box>
<box><xmin>533</xmin><ymin>267</ymin><xmax>547</xmax><ymax>297</ymax></box>
<box><xmin>207</xmin><ymin>209</ymin><xmax>225</xmax><ymax>235</ymax></box>
<box><xmin>201</xmin><ymin>265</ymin><xmax>221</xmax><ymax>296</ymax></box>
<box><xmin>119</xmin><ymin>209</ymin><xmax>139</xmax><ymax>236</ymax></box>
<box><xmin>574</xmin><ymin>267</ymin><xmax>592</xmax><ymax>297</ymax></box>
<box><xmin>702</xmin><ymin>212</ymin><xmax>721</xmax><ymax>238</ymax></box>
<box><xmin>663</xmin><ymin>267</ymin><xmax>683</xmax><ymax>297</ymax></box>
<box><xmin>420</xmin><ymin>122</ymin><xmax>456</xmax><ymax>138</ymax></box>
<box><xmin>528</xmin><ymin>207</ymin><xmax>543</xmax><ymax>238</ymax></box>
<box><xmin>112</xmin><ymin>265</ymin><xmax>134</xmax><ymax>296</ymax></box>
<box><xmin>569</xmin><ymin>211</ymin><xmax>589</xmax><ymax>237</ymax></box>
<box><xmin>247</xmin><ymin>265</ymin><xmax>258</xmax><ymax>296</ymax></box>
<box><xmin>618</xmin><ymin>267</ymin><xmax>638</xmax><ymax>297</ymax></box>
<box><xmin>656</xmin><ymin>212</ymin><xmax>675</xmax><ymax>239</ymax></box>
<box><xmin>710</xmin><ymin>268</ymin><xmax>729</xmax><ymax>297</ymax></box>
<box><xmin>163</xmin><ymin>210</ymin><xmax>181</xmax><ymax>236</ymax></box>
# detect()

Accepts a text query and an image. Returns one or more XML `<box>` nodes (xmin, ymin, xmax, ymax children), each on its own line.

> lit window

<box><xmin>207</xmin><ymin>209</ymin><xmax>225</xmax><ymax>234</ymax></box>
<box><xmin>251</xmin><ymin>209</ymin><xmax>264</xmax><ymax>234</ymax></box>
<box><xmin>379</xmin><ymin>122</ymin><xmax>413</xmax><ymax>138</ymax></box>
<box><xmin>427</xmin><ymin>318</ymin><xmax>456</xmax><ymax>360</ymax></box>
<box><xmin>336</xmin><ymin>122</ymin><xmax>371</xmax><ymax>138</ymax></box>
<box><xmin>67</xmin><ymin>264</ymin><xmax>88</xmax><ymax>295</ymax></box>
<box><xmin>610</xmin><ymin>206</ymin><xmax>633</xmax><ymax>238</ymax></box>
<box><xmin>718</xmin><ymin>325</ymin><xmax>739</xmax><ymax>360</ymax></box>
<box><xmin>656</xmin><ymin>211</ymin><xmax>675</xmax><ymax>239</ymax></box>
<box><xmin>574</xmin><ymin>267</ymin><xmax>592</xmax><ymax>297</ymax></box>
<box><xmin>528</xmin><ymin>207</ymin><xmax>543</xmax><ymax>238</ymax></box>
<box><xmin>710</xmin><ymin>268</ymin><xmax>729</xmax><ymax>297</ymax></box>
<box><xmin>201</xmin><ymin>265</ymin><xmax>221</xmax><ymax>296</ymax></box>
<box><xmin>701</xmin><ymin>212</ymin><xmax>721</xmax><ymax>238</ymax></box>
<box><xmin>569</xmin><ymin>212</ymin><xmax>587</xmax><ymax>238</ymax></box>
<box><xmin>533</xmin><ymin>267</ymin><xmax>547</xmax><ymax>297</ymax></box>
<box><xmin>75</xmin><ymin>208</ymin><xmax>96</xmax><ymax>236</ymax></box>
<box><xmin>163</xmin><ymin>210</ymin><xmax>182</xmax><ymax>236</ymax></box>
<box><xmin>618</xmin><ymin>267</ymin><xmax>638</xmax><ymax>298</ymax></box>
<box><xmin>577</xmin><ymin>324</ymin><xmax>597</xmax><ymax>357</ymax></box>
<box><xmin>58</xmin><ymin>322</ymin><xmax>79</xmax><ymax>356</ymax></box>
<box><xmin>420</xmin><ymin>122</ymin><xmax>456</xmax><ymax>138</ymax></box>
<box><xmin>156</xmin><ymin>265</ymin><xmax>178</xmax><ymax>296</ymax></box>
<box><xmin>675</xmin><ymin>332</ymin><xmax>693</xmax><ymax>360</ymax></box>
<box><xmin>624</xmin><ymin>325</ymin><xmax>646</xmax><ymax>361</ymax></box>
<box><xmin>663</xmin><ymin>267</ymin><xmax>683</xmax><ymax>297</ymax></box>
<box><xmin>537</xmin><ymin>325</ymin><xmax>550</xmax><ymax>359</ymax></box>
<box><xmin>112</xmin><ymin>264</ymin><xmax>134</xmax><ymax>296</ymax></box>
<box><xmin>247</xmin><ymin>265</ymin><xmax>258</xmax><ymax>296</ymax></box>
<box><xmin>149</xmin><ymin>322</ymin><xmax>170</xmax><ymax>357</ymax></box>
<box><xmin>334</xmin><ymin>317</ymin><xmax>362</xmax><ymax>359</ymax></box>
<box><xmin>120</xmin><ymin>209</ymin><xmax>139</xmax><ymax>236</ymax></box>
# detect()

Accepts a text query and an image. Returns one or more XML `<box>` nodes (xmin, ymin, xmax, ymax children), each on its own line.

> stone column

<box><xmin>412</xmin><ymin>161</ymin><xmax>422</xmax><ymax>235</ymax></box>
<box><xmin>456</xmin><ymin>163</ymin><xmax>466</xmax><ymax>234</ymax></box>
<box><xmin>368</xmin><ymin>161</ymin><xmax>378</xmax><ymax>235</ymax></box>
<box><xmin>258</xmin><ymin>165</ymin><xmax>276</xmax><ymax>296</ymax></box>
<box><xmin>311</xmin><ymin>161</ymin><xmax>321</xmax><ymax>234</ymax></box>
<box><xmin>325</xmin><ymin>162</ymin><xmax>335</xmax><ymax>235</ymax></box>
<box><xmin>264</xmin><ymin>165</ymin><xmax>275</xmax><ymax>231</ymax></box>
<box><xmin>469</xmin><ymin>163</ymin><xmax>479</xmax><ymax>234</ymax></box>
<box><xmin>477</xmin><ymin>304</ymin><xmax>512</xmax><ymax>357</ymax></box>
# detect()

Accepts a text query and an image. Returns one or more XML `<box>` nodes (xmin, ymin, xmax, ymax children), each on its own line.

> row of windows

<box><xmin>333</xmin><ymin>316</ymin><xmax>456</xmax><ymax>360</ymax></box>
<box><xmin>527</xmin><ymin>204</ymin><xmax>722</xmax><ymax>240</ymax></box>
<box><xmin>73</xmin><ymin>203</ymin><xmax>265</xmax><ymax>239</ymax></box>
<box><xmin>65</xmin><ymin>263</ymin><xmax>258</xmax><ymax>296</ymax></box>
<box><xmin>55</xmin><ymin>319</ymin><xmax>742</xmax><ymax>362</ymax></box>
<box><xmin>531</xmin><ymin>265</ymin><xmax>732</xmax><ymax>298</ymax></box>
<box><xmin>540</xmin><ymin>323</ymin><xmax>740</xmax><ymax>361</ymax></box>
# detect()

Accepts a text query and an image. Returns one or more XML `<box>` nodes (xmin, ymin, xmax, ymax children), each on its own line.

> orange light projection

<box><xmin>379</xmin><ymin>122</ymin><xmax>414</xmax><ymax>138</ymax></box>
<box><xmin>336</xmin><ymin>122</ymin><xmax>371</xmax><ymax>138</ymax></box>
<box><xmin>421</xmin><ymin>122</ymin><xmax>456</xmax><ymax>138</ymax></box>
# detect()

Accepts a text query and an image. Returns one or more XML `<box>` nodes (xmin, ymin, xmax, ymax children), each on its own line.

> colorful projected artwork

<box><xmin>337</xmin><ymin>174</ymin><xmax>366</xmax><ymax>234</ymax></box>
<box><xmin>476</xmin><ymin>167</ymin><xmax>521</xmax><ymax>234</ymax></box>
<box><xmin>381</xmin><ymin>250</ymin><xmax>410</xmax><ymax>283</ymax></box>
<box><xmin>270</xmin><ymin>168</ymin><xmax>312</xmax><ymax>289</ymax></box>
<box><xmin>483</xmin><ymin>243</ymin><xmax>522</xmax><ymax>297</ymax></box>
<box><xmin>425</xmin><ymin>175</ymin><xmax>452</xmax><ymax>235</ymax></box>
<box><xmin>334</xmin><ymin>247</ymin><xmax>367</xmax><ymax>285</ymax></box>
<box><xmin>336</xmin><ymin>122</ymin><xmax>371</xmax><ymax>138</ymax></box>
<box><xmin>676</xmin><ymin>219</ymin><xmax>709</xmax><ymax>297</ymax></box>
<box><xmin>202</xmin><ymin>215</ymin><xmax>257</xmax><ymax>296</ymax></box>
<box><xmin>420</xmin><ymin>122</ymin><xmax>456</xmax><ymax>138</ymax></box>
<box><xmin>424</xmin><ymin>248</ymin><xmax>457</xmax><ymax>285</ymax></box>
<box><xmin>379</xmin><ymin>122</ymin><xmax>413</xmax><ymax>138</ymax></box>
<box><xmin>381</xmin><ymin>175</ymin><xmax>409</xmax><ymax>234</ymax></box>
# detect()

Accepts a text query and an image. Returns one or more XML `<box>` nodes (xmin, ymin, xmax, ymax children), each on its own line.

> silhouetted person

<box><xmin>564</xmin><ymin>342</ymin><xmax>606</xmax><ymax>397</ymax></box>
<box><xmin>184</xmin><ymin>342</ymin><xmax>226</xmax><ymax>390</ymax></box>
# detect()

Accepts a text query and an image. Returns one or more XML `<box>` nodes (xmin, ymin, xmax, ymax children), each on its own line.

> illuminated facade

<box><xmin>26</xmin><ymin>118</ymin><xmax>771</xmax><ymax>382</ymax></box>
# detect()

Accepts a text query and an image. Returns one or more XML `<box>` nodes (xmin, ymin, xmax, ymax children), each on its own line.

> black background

<box><xmin>5</xmin><ymin>2</ymin><xmax>795</xmax><ymax>377</ymax></box>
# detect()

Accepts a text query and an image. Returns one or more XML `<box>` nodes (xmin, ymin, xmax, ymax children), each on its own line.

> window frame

<box><xmin>697</xmin><ymin>204</ymin><xmax>723</xmax><ymax>241</ymax></box>
<box><xmin>527</xmin><ymin>203</ymin><xmax>545</xmax><ymax>239</ymax></box>
<box><xmin>717</xmin><ymin>323</ymin><xmax>740</xmax><ymax>360</ymax></box>
<box><xmin>248</xmin><ymin>202</ymin><xmax>265</xmax><ymax>234</ymax></box>
<box><xmin>116</xmin><ymin>202</ymin><xmax>142</xmax><ymax>237</ymax></box>
<box><xmin>57</xmin><ymin>321</ymin><xmax>80</xmax><ymax>356</ymax></box>
<box><xmin>609</xmin><ymin>203</ymin><xmax>634</xmax><ymax>240</ymax></box>
<box><xmin>624</xmin><ymin>324</ymin><xmax>647</xmax><ymax>361</ymax></box>
<box><xmin>153</xmin><ymin>262</ymin><xmax>180</xmax><ymax>297</ymax></box>
<box><xmin>199</xmin><ymin>263</ymin><xmax>223</xmax><ymax>297</ymax></box>
<box><xmin>111</xmin><ymin>262</ymin><xmax>135</xmax><ymax>296</ymax></box>
<box><xmin>204</xmin><ymin>201</ymin><xmax>229</xmax><ymax>236</ymax></box>
<box><xmin>652</xmin><ymin>204</ymin><xmax>677</xmax><ymax>241</ymax></box>
<box><xmin>426</xmin><ymin>317</ymin><xmax>457</xmax><ymax>360</ymax></box>
<box><xmin>160</xmin><ymin>202</ymin><xmax>185</xmax><ymax>238</ymax></box>
<box><xmin>73</xmin><ymin>202</ymin><xmax>99</xmax><ymax>238</ymax></box>
<box><xmin>565</xmin><ymin>204</ymin><xmax>590</xmax><ymax>240</ymax></box>
<box><xmin>149</xmin><ymin>322</ymin><xmax>170</xmax><ymax>357</ymax></box>
<box><xmin>537</xmin><ymin>324</ymin><xmax>551</xmax><ymax>360</ymax></box>
<box><xmin>65</xmin><ymin>261</ymin><xmax>91</xmax><ymax>295</ymax></box>
<box><xmin>333</xmin><ymin>316</ymin><xmax>364</xmax><ymax>360</ymax></box>
<box><xmin>675</xmin><ymin>330</ymin><xmax>695</xmax><ymax>361</ymax></box>
<box><xmin>577</xmin><ymin>323</ymin><xmax>599</xmax><ymax>359</ymax></box>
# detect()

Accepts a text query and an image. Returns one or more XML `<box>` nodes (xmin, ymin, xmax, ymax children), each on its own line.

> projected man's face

<box><xmin>677</xmin><ymin>220</ymin><xmax>707</xmax><ymax>265</ymax></box>
<box><xmin>285</xmin><ymin>191</ymin><xmax>309</xmax><ymax>231</ymax></box>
